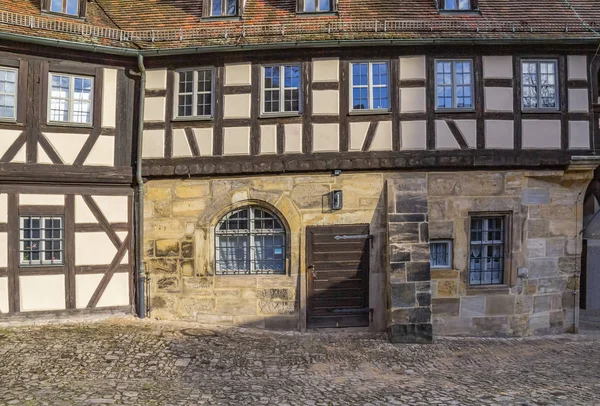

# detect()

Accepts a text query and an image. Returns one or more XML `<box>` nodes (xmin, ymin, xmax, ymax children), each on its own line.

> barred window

<box><xmin>215</xmin><ymin>207</ymin><xmax>286</xmax><ymax>275</ymax></box>
<box><xmin>469</xmin><ymin>216</ymin><xmax>505</xmax><ymax>285</ymax></box>
<box><xmin>49</xmin><ymin>73</ymin><xmax>93</xmax><ymax>124</ymax></box>
<box><xmin>176</xmin><ymin>69</ymin><xmax>213</xmax><ymax>118</ymax></box>
<box><xmin>435</xmin><ymin>60</ymin><xmax>473</xmax><ymax>109</ymax></box>
<box><xmin>20</xmin><ymin>216</ymin><xmax>64</xmax><ymax>266</ymax></box>
<box><xmin>430</xmin><ymin>240</ymin><xmax>452</xmax><ymax>269</ymax></box>
<box><xmin>521</xmin><ymin>60</ymin><xmax>558</xmax><ymax>110</ymax></box>
<box><xmin>262</xmin><ymin>65</ymin><xmax>301</xmax><ymax>114</ymax></box>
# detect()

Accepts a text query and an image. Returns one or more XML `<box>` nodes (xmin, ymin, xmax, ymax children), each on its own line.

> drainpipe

<box><xmin>134</xmin><ymin>54</ymin><xmax>146</xmax><ymax>319</ymax></box>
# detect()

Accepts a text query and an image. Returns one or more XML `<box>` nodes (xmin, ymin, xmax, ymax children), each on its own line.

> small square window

<box><xmin>20</xmin><ymin>216</ymin><xmax>64</xmax><ymax>266</ymax></box>
<box><xmin>430</xmin><ymin>240</ymin><xmax>452</xmax><ymax>269</ymax></box>
<box><xmin>469</xmin><ymin>216</ymin><xmax>506</xmax><ymax>286</ymax></box>
<box><xmin>435</xmin><ymin>60</ymin><xmax>474</xmax><ymax>110</ymax></box>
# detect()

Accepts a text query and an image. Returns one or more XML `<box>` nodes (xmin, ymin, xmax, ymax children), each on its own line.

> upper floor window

<box><xmin>43</xmin><ymin>0</ymin><xmax>83</xmax><ymax>17</ymax></box>
<box><xmin>215</xmin><ymin>206</ymin><xmax>286</xmax><ymax>275</ymax></box>
<box><xmin>262</xmin><ymin>64</ymin><xmax>301</xmax><ymax>114</ymax></box>
<box><xmin>49</xmin><ymin>73</ymin><xmax>93</xmax><ymax>125</ymax></box>
<box><xmin>210</xmin><ymin>0</ymin><xmax>237</xmax><ymax>17</ymax></box>
<box><xmin>176</xmin><ymin>68</ymin><xmax>213</xmax><ymax>118</ymax></box>
<box><xmin>441</xmin><ymin>0</ymin><xmax>471</xmax><ymax>10</ymax></box>
<box><xmin>350</xmin><ymin>61</ymin><xmax>389</xmax><ymax>111</ymax></box>
<box><xmin>0</xmin><ymin>68</ymin><xmax>17</xmax><ymax>120</ymax></box>
<box><xmin>301</xmin><ymin>0</ymin><xmax>333</xmax><ymax>12</ymax></box>
<box><xmin>521</xmin><ymin>60</ymin><xmax>558</xmax><ymax>110</ymax></box>
<box><xmin>436</xmin><ymin>60</ymin><xmax>473</xmax><ymax>110</ymax></box>
<box><xmin>469</xmin><ymin>216</ymin><xmax>506</xmax><ymax>286</ymax></box>
<box><xmin>20</xmin><ymin>216</ymin><xmax>64</xmax><ymax>266</ymax></box>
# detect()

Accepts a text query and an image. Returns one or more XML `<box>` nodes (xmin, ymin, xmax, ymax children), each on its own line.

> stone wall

<box><xmin>144</xmin><ymin>173</ymin><xmax>388</xmax><ymax>330</ymax></box>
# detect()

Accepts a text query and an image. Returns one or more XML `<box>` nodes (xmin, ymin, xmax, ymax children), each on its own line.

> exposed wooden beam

<box><xmin>87</xmin><ymin>234</ymin><xmax>130</xmax><ymax>308</ymax></box>
<box><xmin>82</xmin><ymin>195</ymin><xmax>123</xmax><ymax>250</ymax></box>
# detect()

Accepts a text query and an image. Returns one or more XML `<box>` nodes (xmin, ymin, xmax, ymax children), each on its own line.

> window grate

<box><xmin>215</xmin><ymin>207</ymin><xmax>285</xmax><ymax>275</ymax></box>
<box><xmin>20</xmin><ymin>216</ymin><xmax>64</xmax><ymax>266</ymax></box>
<box><xmin>469</xmin><ymin>217</ymin><xmax>505</xmax><ymax>285</ymax></box>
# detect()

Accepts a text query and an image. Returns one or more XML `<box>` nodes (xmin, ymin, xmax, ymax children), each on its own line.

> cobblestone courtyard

<box><xmin>1</xmin><ymin>319</ymin><xmax>600</xmax><ymax>405</ymax></box>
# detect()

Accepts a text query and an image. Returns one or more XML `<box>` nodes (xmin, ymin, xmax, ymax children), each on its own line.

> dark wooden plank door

<box><xmin>306</xmin><ymin>224</ymin><xmax>370</xmax><ymax>328</ymax></box>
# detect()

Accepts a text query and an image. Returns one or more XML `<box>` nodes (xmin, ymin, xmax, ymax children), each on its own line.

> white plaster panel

<box><xmin>312</xmin><ymin>89</ymin><xmax>339</xmax><ymax>115</ymax></box>
<box><xmin>568</xmin><ymin>88</ymin><xmax>589</xmax><ymax>112</ymax></box>
<box><xmin>145</xmin><ymin>69</ymin><xmax>167</xmax><ymax>90</ymax></box>
<box><xmin>101</xmin><ymin>68</ymin><xmax>117</xmax><ymax>128</ymax></box>
<box><xmin>0</xmin><ymin>194</ymin><xmax>6</xmax><ymax>223</ymax></box>
<box><xmin>97</xmin><ymin>272</ymin><xmax>130</xmax><ymax>308</ymax></box>
<box><xmin>20</xmin><ymin>194</ymin><xmax>64</xmax><ymax>205</ymax></box>
<box><xmin>144</xmin><ymin>97</ymin><xmax>166</xmax><ymax>122</ymax></box>
<box><xmin>435</xmin><ymin>120</ymin><xmax>460</xmax><ymax>149</ymax></box>
<box><xmin>192</xmin><ymin>128</ymin><xmax>213</xmax><ymax>156</ymax></box>
<box><xmin>76</xmin><ymin>274</ymin><xmax>102</xmax><ymax>309</ymax></box>
<box><xmin>224</xmin><ymin>63</ymin><xmax>251</xmax><ymax>86</ymax></box>
<box><xmin>76</xmin><ymin>232</ymin><xmax>117</xmax><ymax>266</ymax></box>
<box><xmin>20</xmin><ymin>275</ymin><xmax>65</xmax><ymax>311</ymax></box>
<box><xmin>0</xmin><ymin>277</ymin><xmax>8</xmax><ymax>313</ymax></box>
<box><xmin>484</xmin><ymin>87</ymin><xmax>513</xmax><ymax>112</ymax></box>
<box><xmin>260</xmin><ymin>125</ymin><xmax>277</xmax><ymax>155</ymax></box>
<box><xmin>400</xmin><ymin>87</ymin><xmax>426</xmax><ymax>113</ymax></box>
<box><xmin>569</xmin><ymin>121</ymin><xmax>590</xmax><ymax>149</ymax></box>
<box><xmin>37</xmin><ymin>144</ymin><xmax>52</xmax><ymax>164</ymax></box>
<box><xmin>93</xmin><ymin>196</ymin><xmax>129</xmax><ymax>223</ymax></box>
<box><xmin>485</xmin><ymin>120</ymin><xmax>514</xmax><ymax>149</ymax></box>
<box><xmin>0</xmin><ymin>130</ymin><xmax>22</xmax><ymax>160</ymax></box>
<box><xmin>223</xmin><ymin>127</ymin><xmax>250</xmax><ymax>155</ymax></box>
<box><xmin>349</xmin><ymin>122</ymin><xmax>369</xmax><ymax>151</ymax></box>
<box><xmin>522</xmin><ymin>120</ymin><xmax>561</xmax><ymax>149</ymax></box>
<box><xmin>12</xmin><ymin>144</ymin><xmax>25</xmax><ymax>163</ymax></box>
<box><xmin>117</xmin><ymin>231</ymin><xmax>129</xmax><ymax>265</ymax></box>
<box><xmin>370</xmin><ymin>121</ymin><xmax>393</xmax><ymax>151</ymax></box>
<box><xmin>75</xmin><ymin>195</ymin><xmax>96</xmax><ymax>223</ymax></box>
<box><xmin>482</xmin><ymin>56</ymin><xmax>513</xmax><ymax>79</ymax></box>
<box><xmin>84</xmin><ymin>135</ymin><xmax>114</xmax><ymax>166</ymax></box>
<box><xmin>284</xmin><ymin>123</ymin><xmax>302</xmax><ymax>153</ymax></box>
<box><xmin>172</xmin><ymin>128</ymin><xmax>192</xmax><ymax>158</ymax></box>
<box><xmin>312</xmin><ymin>123</ymin><xmax>339</xmax><ymax>152</ymax></box>
<box><xmin>400</xmin><ymin>121</ymin><xmax>426</xmax><ymax>150</ymax></box>
<box><xmin>312</xmin><ymin>58</ymin><xmax>339</xmax><ymax>82</ymax></box>
<box><xmin>400</xmin><ymin>56</ymin><xmax>426</xmax><ymax>80</ymax></box>
<box><xmin>455</xmin><ymin>120</ymin><xmax>477</xmax><ymax>148</ymax></box>
<box><xmin>224</xmin><ymin>93</ymin><xmax>251</xmax><ymax>119</ymax></box>
<box><xmin>568</xmin><ymin>55</ymin><xmax>588</xmax><ymax>81</ymax></box>
<box><xmin>142</xmin><ymin>130</ymin><xmax>165</xmax><ymax>158</ymax></box>
<box><xmin>43</xmin><ymin>133</ymin><xmax>88</xmax><ymax>165</ymax></box>
<box><xmin>0</xmin><ymin>232</ymin><xmax>6</xmax><ymax>267</ymax></box>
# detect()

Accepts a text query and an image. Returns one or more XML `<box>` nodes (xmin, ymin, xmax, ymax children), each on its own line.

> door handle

<box><xmin>308</xmin><ymin>265</ymin><xmax>317</xmax><ymax>280</ymax></box>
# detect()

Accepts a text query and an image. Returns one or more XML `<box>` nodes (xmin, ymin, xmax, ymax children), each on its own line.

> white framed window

<box><xmin>430</xmin><ymin>240</ymin><xmax>452</xmax><ymax>269</ymax></box>
<box><xmin>20</xmin><ymin>216</ymin><xmax>64</xmax><ymax>266</ymax></box>
<box><xmin>521</xmin><ymin>60</ymin><xmax>559</xmax><ymax>110</ymax></box>
<box><xmin>48</xmin><ymin>73</ymin><xmax>93</xmax><ymax>125</ymax></box>
<box><xmin>0</xmin><ymin>67</ymin><xmax>17</xmax><ymax>120</ymax></box>
<box><xmin>303</xmin><ymin>0</ymin><xmax>332</xmax><ymax>12</ymax></box>
<box><xmin>350</xmin><ymin>61</ymin><xmax>389</xmax><ymax>111</ymax></box>
<box><xmin>215</xmin><ymin>206</ymin><xmax>286</xmax><ymax>275</ymax></box>
<box><xmin>176</xmin><ymin>68</ymin><xmax>214</xmax><ymax>118</ymax></box>
<box><xmin>435</xmin><ymin>60</ymin><xmax>473</xmax><ymax>109</ymax></box>
<box><xmin>49</xmin><ymin>0</ymin><xmax>79</xmax><ymax>16</ymax></box>
<box><xmin>442</xmin><ymin>0</ymin><xmax>471</xmax><ymax>10</ymax></box>
<box><xmin>469</xmin><ymin>216</ymin><xmax>506</xmax><ymax>286</ymax></box>
<box><xmin>210</xmin><ymin>0</ymin><xmax>237</xmax><ymax>16</ymax></box>
<box><xmin>262</xmin><ymin>64</ymin><xmax>301</xmax><ymax>114</ymax></box>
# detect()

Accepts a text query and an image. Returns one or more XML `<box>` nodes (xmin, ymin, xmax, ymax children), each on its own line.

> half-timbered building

<box><xmin>1</xmin><ymin>0</ymin><xmax>600</xmax><ymax>342</ymax></box>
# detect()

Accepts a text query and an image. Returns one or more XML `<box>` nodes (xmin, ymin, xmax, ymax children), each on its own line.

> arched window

<box><xmin>215</xmin><ymin>206</ymin><xmax>286</xmax><ymax>275</ymax></box>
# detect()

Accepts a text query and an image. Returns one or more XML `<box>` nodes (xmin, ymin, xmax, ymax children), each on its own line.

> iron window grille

<box><xmin>176</xmin><ymin>68</ymin><xmax>214</xmax><ymax>118</ymax></box>
<box><xmin>350</xmin><ymin>61</ymin><xmax>389</xmax><ymax>111</ymax></box>
<box><xmin>210</xmin><ymin>0</ymin><xmax>237</xmax><ymax>17</ymax></box>
<box><xmin>521</xmin><ymin>60</ymin><xmax>559</xmax><ymax>110</ymax></box>
<box><xmin>435</xmin><ymin>59</ymin><xmax>474</xmax><ymax>109</ymax></box>
<box><xmin>215</xmin><ymin>207</ymin><xmax>286</xmax><ymax>275</ymax></box>
<box><xmin>262</xmin><ymin>65</ymin><xmax>301</xmax><ymax>114</ymax></box>
<box><xmin>48</xmin><ymin>73</ymin><xmax>93</xmax><ymax>124</ymax></box>
<box><xmin>469</xmin><ymin>216</ymin><xmax>505</xmax><ymax>285</ymax></box>
<box><xmin>0</xmin><ymin>67</ymin><xmax>17</xmax><ymax>120</ymax></box>
<box><xmin>430</xmin><ymin>240</ymin><xmax>452</xmax><ymax>269</ymax></box>
<box><xmin>20</xmin><ymin>216</ymin><xmax>64</xmax><ymax>266</ymax></box>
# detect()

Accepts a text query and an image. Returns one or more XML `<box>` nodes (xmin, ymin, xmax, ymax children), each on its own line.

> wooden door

<box><xmin>306</xmin><ymin>225</ymin><xmax>370</xmax><ymax>328</ymax></box>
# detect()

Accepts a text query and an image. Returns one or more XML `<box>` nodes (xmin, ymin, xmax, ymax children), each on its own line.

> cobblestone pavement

<box><xmin>1</xmin><ymin>319</ymin><xmax>600</xmax><ymax>405</ymax></box>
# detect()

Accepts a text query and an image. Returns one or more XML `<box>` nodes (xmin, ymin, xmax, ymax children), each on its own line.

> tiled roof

<box><xmin>0</xmin><ymin>0</ymin><xmax>599</xmax><ymax>51</ymax></box>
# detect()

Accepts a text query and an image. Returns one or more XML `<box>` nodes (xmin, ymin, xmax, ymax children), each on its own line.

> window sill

<box><xmin>439</xmin><ymin>10</ymin><xmax>481</xmax><ymax>15</ymax></box>
<box><xmin>466</xmin><ymin>285</ymin><xmax>510</xmax><ymax>296</ymax></box>
<box><xmin>348</xmin><ymin>110</ymin><xmax>391</xmax><ymax>116</ymax></box>
<box><xmin>0</xmin><ymin>118</ymin><xmax>18</xmax><ymax>124</ymax></box>
<box><xmin>45</xmin><ymin>122</ymin><xmax>93</xmax><ymax>129</ymax></box>
<box><xmin>19</xmin><ymin>264</ymin><xmax>65</xmax><ymax>268</ymax></box>
<box><xmin>521</xmin><ymin>109</ymin><xmax>561</xmax><ymax>114</ymax></box>
<box><xmin>41</xmin><ymin>11</ymin><xmax>85</xmax><ymax>20</ymax></box>
<box><xmin>296</xmin><ymin>11</ymin><xmax>338</xmax><ymax>17</ymax></box>
<box><xmin>259</xmin><ymin>112</ymin><xmax>301</xmax><ymax>119</ymax></box>
<box><xmin>435</xmin><ymin>108</ymin><xmax>475</xmax><ymax>113</ymax></box>
<box><xmin>200</xmin><ymin>16</ymin><xmax>241</xmax><ymax>22</ymax></box>
<box><xmin>173</xmin><ymin>116</ymin><xmax>213</xmax><ymax>122</ymax></box>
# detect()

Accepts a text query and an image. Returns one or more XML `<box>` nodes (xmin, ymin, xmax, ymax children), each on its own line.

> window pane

<box><xmin>430</xmin><ymin>242</ymin><xmax>450</xmax><ymax>267</ymax></box>
<box><xmin>50</xmin><ymin>0</ymin><xmax>62</xmax><ymax>12</ymax></box>
<box><xmin>371</xmin><ymin>63</ymin><xmax>388</xmax><ymax>86</ymax></box>
<box><xmin>225</xmin><ymin>0</ymin><xmax>237</xmax><ymax>15</ymax></box>
<box><xmin>352</xmin><ymin>63</ymin><xmax>368</xmax><ymax>86</ymax></box>
<box><xmin>284</xmin><ymin>66</ymin><xmax>300</xmax><ymax>89</ymax></box>
<box><xmin>66</xmin><ymin>0</ymin><xmax>79</xmax><ymax>15</ymax></box>
<box><xmin>304</xmin><ymin>0</ymin><xmax>316</xmax><ymax>12</ymax></box>
<box><xmin>352</xmin><ymin>88</ymin><xmax>368</xmax><ymax>110</ymax></box>
<box><xmin>211</xmin><ymin>0</ymin><xmax>222</xmax><ymax>16</ymax></box>
<box><xmin>458</xmin><ymin>0</ymin><xmax>470</xmax><ymax>9</ymax></box>
<box><xmin>318</xmin><ymin>0</ymin><xmax>330</xmax><ymax>11</ymax></box>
